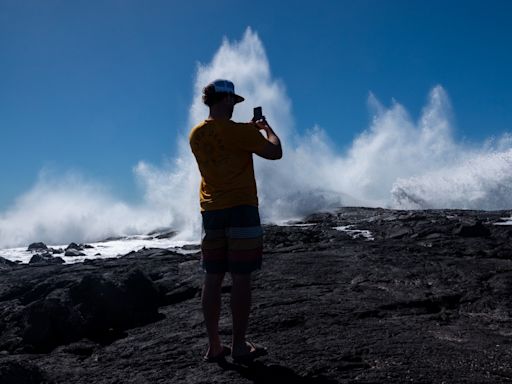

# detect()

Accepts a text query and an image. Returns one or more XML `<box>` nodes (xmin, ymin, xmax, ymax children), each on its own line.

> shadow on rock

<box><xmin>218</xmin><ymin>360</ymin><xmax>339</xmax><ymax>384</ymax></box>
<box><xmin>17</xmin><ymin>268</ymin><xmax>164</xmax><ymax>353</ymax></box>
<box><xmin>0</xmin><ymin>360</ymin><xmax>51</xmax><ymax>384</ymax></box>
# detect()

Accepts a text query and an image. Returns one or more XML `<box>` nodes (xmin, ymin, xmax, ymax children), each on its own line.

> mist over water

<box><xmin>1</xmin><ymin>28</ymin><xmax>511</xmax><ymax>249</ymax></box>
<box><xmin>392</xmin><ymin>148</ymin><xmax>512</xmax><ymax>209</ymax></box>
<box><xmin>0</xmin><ymin>172</ymin><xmax>173</xmax><ymax>249</ymax></box>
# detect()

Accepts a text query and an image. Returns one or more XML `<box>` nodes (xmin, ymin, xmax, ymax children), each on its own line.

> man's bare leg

<box><xmin>202</xmin><ymin>273</ymin><xmax>225</xmax><ymax>358</ymax></box>
<box><xmin>231</xmin><ymin>273</ymin><xmax>252</xmax><ymax>355</ymax></box>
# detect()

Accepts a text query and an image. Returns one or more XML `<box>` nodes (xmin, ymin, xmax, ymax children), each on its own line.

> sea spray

<box><xmin>392</xmin><ymin>149</ymin><xmax>512</xmax><ymax>210</ymax></box>
<box><xmin>1</xmin><ymin>28</ymin><xmax>512</xmax><ymax>249</ymax></box>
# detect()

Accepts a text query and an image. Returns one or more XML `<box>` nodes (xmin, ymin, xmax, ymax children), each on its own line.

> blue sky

<box><xmin>1</xmin><ymin>0</ymin><xmax>512</xmax><ymax>213</ymax></box>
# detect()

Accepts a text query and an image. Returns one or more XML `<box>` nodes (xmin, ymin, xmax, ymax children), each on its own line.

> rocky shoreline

<box><xmin>1</xmin><ymin>207</ymin><xmax>512</xmax><ymax>383</ymax></box>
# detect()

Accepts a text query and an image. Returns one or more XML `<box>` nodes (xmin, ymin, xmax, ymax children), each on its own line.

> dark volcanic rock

<box><xmin>453</xmin><ymin>220</ymin><xmax>491</xmax><ymax>237</ymax></box>
<box><xmin>64</xmin><ymin>250</ymin><xmax>85</xmax><ymax>257</ymax></box>
<box><xmin>69</xmin><ymin>269</ymin><xmax>162</xmax><ymax>342</ymax></box>
<box><xmin>27</xmin><ymin>243</ymin><xmax>48</xmax><ymax>252</ymax></box>
<box><xmin>386</xmin><ymin>225</ymin><xmax>413</xmax><ymax>239</ymax></box>
<box><xmin>0</xmin><ymin>257</ymin><xmax>15</xmax><ymax>268</ymax></box>
<box><xmin>0</xmin><ymin>264</ymin><xmax>166</xmax><ymax>354</ymax></box>
<box><xmin>180</xmin><ymin>244</ymin><xmax>200</xmax><ymax>251</ymax></box>
<box><xmin>1</xmin><ymin>208</ymin><xmax>512</xmax><ymax>383</ymax></box>
<box><xmin>144</xmin><ymin>227</ymin><xmax>178</xmax><ymax>240</ymax></box>
<box><xmin>155</xmin><ymin>230</ymin><xmax>177</xmax><ymax>239</ymax></box>
<box><xmin>101</xmin><ymin>236</ymin><xmax>124</xmax><ymax>242</ymax></box>
<box><xmin>29</xmin><ymin>254</ymin><xmax>65</xmax><ymax>265</ymax></box>
<box><xmin>0</xmin><ymin>359</ymin><xmax>49</xmax><ymax>384</ymax></box>
<box><xmin>21</xmin><ymin>289</ymin><xmax>84</xmax><ymax>353</ymax></box>
<box><xmin>65</xmin><ymin>243</ymin><xmax>83</xmax><ymax>251</ymax></box>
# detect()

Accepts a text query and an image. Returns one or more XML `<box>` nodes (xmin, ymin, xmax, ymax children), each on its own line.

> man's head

<box><xmin>202</xmin><ymin>79</ymin><xmax>245</xmax><ymax>114</ymax></box>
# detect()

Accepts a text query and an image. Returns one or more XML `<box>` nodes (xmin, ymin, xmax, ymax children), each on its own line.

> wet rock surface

<box><xmin>0</xmin><ymin>257</ymin><xmax>16</xmax><ymax>268</ymax></box>
<box><xmin>1</xmin><ymin>207</ymin><xmax>512</xmax><ymax>383</ymax></box>
<box><xmin>28</xmin><ymin>253</ymin><xmax>65</xmax><ymax>265</ymax></box>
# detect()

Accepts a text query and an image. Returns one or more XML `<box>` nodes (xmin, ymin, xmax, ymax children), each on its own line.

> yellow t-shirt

<box><xmin>189</xmin><ymin>119</ymin><xmax>268</xmax><ymax>211</ymax></box>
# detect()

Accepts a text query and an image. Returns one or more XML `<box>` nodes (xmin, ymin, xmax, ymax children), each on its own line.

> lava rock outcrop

<box><xmin>1</xmin><ymin>208</ymin><xmax>512</xmax><ymax>383</ymax></box>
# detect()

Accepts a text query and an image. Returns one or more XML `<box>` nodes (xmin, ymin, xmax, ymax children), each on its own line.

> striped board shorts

<box><xmin>201</xmin><ymin>205</ymin><xmax>263</xmax><ymax>274</ymax></box>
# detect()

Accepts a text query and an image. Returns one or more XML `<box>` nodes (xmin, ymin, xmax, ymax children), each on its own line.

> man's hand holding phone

<box><xmin>252</xmin><ymin>106</ymin><xmax>263</xmax><ymax>122</ymax></box>
<box><xmin>250</xmin><ymin>106</ymin><xmax>282</xmax><ymax>160</ymax></box>
<box><xmin>252</xmin><ymin>106</ymin><xmax>270</xmax><ymax>133</ymax></box>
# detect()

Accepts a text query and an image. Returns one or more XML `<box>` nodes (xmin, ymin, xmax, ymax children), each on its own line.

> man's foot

<box><xmin>231</xmin><ymin>341</ymin><xmax>267</xmax><ymax>364</ymax></box>
<box><xmin>203</xmin><ymin>345</ymin><xmax>231</xmax><ymax>363</ymax></box>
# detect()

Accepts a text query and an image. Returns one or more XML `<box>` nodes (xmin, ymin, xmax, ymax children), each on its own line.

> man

<box><xmin>189</xmin><ymin>79</ymin><xmax>282</xmax><ymax>363</ymax></box>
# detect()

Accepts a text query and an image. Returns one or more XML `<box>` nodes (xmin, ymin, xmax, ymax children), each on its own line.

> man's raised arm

<box><xmin>254</xmin><ymin>119</ymin><xmax>282</xmax><ymax>160</ymax></box>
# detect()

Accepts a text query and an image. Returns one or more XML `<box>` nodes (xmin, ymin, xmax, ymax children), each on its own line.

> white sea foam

<box><xmin>0</xmin><ymin>236</ymin><xmax>198</xmax><ymax>264</ymax></box>
<box><xmin>333</xmin><ymin>226</ymin><xmax>374</xmax><ymax>241</ymax></box>
<box><xmin>1</xmin><ymin>27</ymin><xmax>512</xmax><ymax>252</ymax></box>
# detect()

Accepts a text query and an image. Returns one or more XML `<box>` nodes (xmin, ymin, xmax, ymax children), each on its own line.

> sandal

<box><xmin>232</xmin><ymin>341</ymin><xmax>267</xmax><ymax>364</ymax></box>
<box><xmin>203</xmin><ymin>345</ymin><xmax>231</xmax><ymax>363</ymax></box>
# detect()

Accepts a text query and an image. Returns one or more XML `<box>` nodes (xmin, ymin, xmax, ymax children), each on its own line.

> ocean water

<box><xmin>1</xmin><ymin>28</ymin><xmax>512</xmax><ymax>253</ymax></box>
<box><xmin>0</xmin><ymin>222</ymin><xmax>374</xmax><ymax>264</ymax></box>
<box><xmin>0</xmin><ymin>222</ymin><xmax>349</xmax><ymax>264</ymax></box>
<box><xmin>0</xmin><ymin>234</ymin><xmax>199</xmax><ymax>264</ymax></box>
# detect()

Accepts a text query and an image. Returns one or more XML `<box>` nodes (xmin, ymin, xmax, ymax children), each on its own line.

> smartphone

<box><xmin>253</xmin><ymin>106</ymin><xmax>263</xmax><ymax>121</ymax></box>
